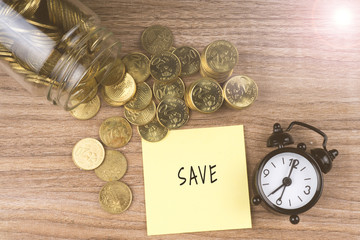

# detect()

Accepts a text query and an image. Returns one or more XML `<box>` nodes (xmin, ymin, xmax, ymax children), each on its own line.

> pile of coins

<box><xmin>70</xmin><ymin>25</ymin><xmax>258</xmax><ymax>214</ymax></box>
<box><xmin>200</xmin><ymin>40</ymin><xmax>239</xmax><ymax>83</ymax></box>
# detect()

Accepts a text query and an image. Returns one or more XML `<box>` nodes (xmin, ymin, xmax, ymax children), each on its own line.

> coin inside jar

<box><xmin>99</xmin><ymin>117</ymin><xmax>132</xmax><ymax>148</ymax></box>
<box><xmin>99</xmin><ymin>181</ymin><xmax>132</xmax><ymax>214</ymax></box>
<box><xmin>150</xmin><ymin>51</ymin><xmax>181</xmax><ymax>83</ymax></box>
<box><xmin>95</xmin><ymin>149</ymin><xmax>128</xmax><ymax>182</ymax></box>
<box><xmin>141</xmin><ymin>25</ymin><xmax>173</xmax><ymax>55</ymax></box>
<box><xmin>122</xmin><ymin>52</ymin><xmax>150</xmax><ymax>83</ymax></box>
<box><xmin>186</xmin><ymin>78</ymin><xmax>224</xmax><ymax>114</ymax></box>
<box><xmin>223</xmin><ymin>75</ymin><xmax>258</xmax><ymax>109</ymax></box>
<box><xmin>157</xmin><ymin>97</ymin><xmax>189</xmax><ymax>129</ymax></box>
<box><xmin>72</xmin><ymin>138</ymin><xmax>105</xmax><ymax>170</ymax></box>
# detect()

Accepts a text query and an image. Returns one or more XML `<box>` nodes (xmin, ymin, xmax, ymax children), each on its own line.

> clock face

<box><xmin>258</xmin><ymin>149</ymin><xmax>323</xmax><ymax>214</ymax></box>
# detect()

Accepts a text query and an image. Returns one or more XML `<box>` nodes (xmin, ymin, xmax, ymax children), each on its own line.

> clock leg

<box><xmin>290</xmin><ymin>215</ymin><xmax>300</xmax><ymax>224</ymax></box>
<box><xmin>252</xmin><ymin>196</ymin><xmax>262</xmax><ymax>205</ymax></box>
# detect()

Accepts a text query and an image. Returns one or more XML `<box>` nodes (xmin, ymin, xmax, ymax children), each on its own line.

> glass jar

<box><xmin>0</xmin><ymin>0</ymin><xmax>125</xmax><ymax>110</ymax></box>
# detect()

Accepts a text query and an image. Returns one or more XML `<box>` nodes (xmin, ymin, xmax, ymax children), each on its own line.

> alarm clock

<box><xmin>252</xmin><ymin>121</ymin><xmax>338</xmax><ymax>224</ymax></box>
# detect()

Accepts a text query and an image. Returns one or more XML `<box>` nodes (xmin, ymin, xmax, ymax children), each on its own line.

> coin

<box><xmin>125</xmin><ymin>101</ymin><xmax>156</xmax><ymax>126</ymax></box>
<box><xmin>150</xmin><ymin>51</ymin><xmax>181</xmax><ymax>83</ymax></box>
<box><xmin>99</xmin><ymin>117</ymin><xmax>132</xmax><ymax>148</ymax></box>
<box><xmin>205</xmin><ymin>40</ymin><xmax>238</xmax><ymax>73</ymax></box>
<box><xmin>137</xmin><ymin>118</ymin><xmax>169</xmax><ymax>142</ymax></box>
<box><xmin>99</xmin><ymin>181</ymin><xmax>132</xmax><ymax>214</ymax></box>
<box><xmin>103</xmin><ymin>73</ymin><xmax>136</xmax><ymax>106</ymax></box>
<box><xmin>101</xmin><ymin>87</ymin><xmax>123</xmax><ymax>107</ymax></box>
<box><xmin>157</xmin><ymin>97</ymin><xmax>189</xmax><ymax>129</ymax></box>
<box><xmin>153</xmin><ymin>77</ymin><xmax>185</xmax><ymax>102</ymax></box>
<box><xmin>95</xmin><ymin>150</ymin><xmax>128</xmax><ymax>182</ymax></box>
<box><xmin>173</xmin><ymin>46</ymin><xmax>200</xmax><ymax>77</ymax></box>
<box><xmin>72</xmin><ymin>138</ymin><xmax>105</xmax><ymax>170</ymax></box>
<box><xmin>122</xmin><ymin>53</ymin><xmax>150</xmax><ymax>83</ymax></box>
<box><xmin>70</xmin><ymin>95</ymin><xmax>100</xmax><ymax>120</ymax></box>
<box><xmin>223</xmin><ymin>75</ymin><xmax>258</xmax><ymax>109</ymax></box>
<box><xmin>186</xmin><ymin>78</ymin><xmax>224</xmax><ymax>113</ymax></box>
<box><xmin>141</xmin><ymin>25</ymin><xmax>173</xmax><ymax>55</ymax></box>
<box><xmin>124</xmin><ymin>82</ymin><xmax>152</xmax><ymax>111</ymax></box>
<box><xmin>98</xmin><ymin>58</ymin><xmax>126</xmax><ymax>86</ymax></box>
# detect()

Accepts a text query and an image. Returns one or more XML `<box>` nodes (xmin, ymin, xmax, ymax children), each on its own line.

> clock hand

<box><xmin>268</xmin><ymin>159</ymin><xmax>298</xmax><ymax>198</ymax></box>
<box><xmin>276</xmin><ymin>184</ymin><xmax>287</xmax><ymax>203</ymax></box>
<box><xmin>267</xmin><ymin>183</ymin><xmax>285</xmax><ymax>197</ymax></box>
<box><xmin>287</xmin><ymin>159</ymin><xmax>298</xmax><ymax>178</ymax></box>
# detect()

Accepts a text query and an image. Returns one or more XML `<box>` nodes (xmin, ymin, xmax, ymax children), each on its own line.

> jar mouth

<box><xmin>46</xmin><ymin>24</ymin><xmax>121</xmax><ymax>111</ymax></box>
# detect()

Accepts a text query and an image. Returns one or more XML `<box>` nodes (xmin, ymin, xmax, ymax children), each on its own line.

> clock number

<box><xmin>288</xmin><ymin>158</ymin><xmax>299</xmax><ymax>168</ymax></box>
<box><xmin>304</xmin><ymin>185</ymin><xmax>311</xmax><ymax>195</ymax></box>
<box><xmin>263</xmin><ymin>169</ymin><xmax>270</xmax><ymax>177</ymax></box>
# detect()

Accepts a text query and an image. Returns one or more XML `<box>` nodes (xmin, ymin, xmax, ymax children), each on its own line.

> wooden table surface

<box><xmin>0</xmin><ymin>0</ymin><xmax>359</xmax><ymax>239</ymax></box>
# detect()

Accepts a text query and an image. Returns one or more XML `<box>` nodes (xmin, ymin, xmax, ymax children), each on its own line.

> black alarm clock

<box><xmin>252</xmin><ymin>121</ymin><xmax>338</xmax><ymax>224</ymax></box>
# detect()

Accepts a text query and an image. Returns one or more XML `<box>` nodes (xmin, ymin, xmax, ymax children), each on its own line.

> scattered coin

<box><xmin>99</xmin><ymin>181</ymin><xmax>132</xmax><ymax>214</ymax></box>
<box><xmin>72</xmin><ymin>138</ymin><xmax>105</xmax><ymax>170</ymax></box>
<box><xmin>141</xmin><ymin>25</ymin><xmax>173</xmax><ymax>55</ymax></box>
<box><xmin>70</xmin><ymin>95</ymin><xmax>100</xmax><ymax>120</ymax></box>
<box><xmin>99</xmin><ymin>117</ymin><xmax>132</xmax><ymax>148</ymax></box>
<box><xmin>150</xmin><ymin>51</ymin><xmax>181</xmax><ymax>83</ymax></box>
<box><xmin>103</xmin><ymin>73</ymin><xmax>136</xmax><ymax>106</ymax></box>
<box><xmin>137</xmin><ymin>118</ymin><xmax>169</xmax><ymax>142</ymax></box>
<box><xmin>95</xmin><ymin>150</ymin><xmax>128</xmax><ymax>182</ymax></box>
<box><xmin>186</xmin><ymin>78</ymin><xmax>224</xmax><ymax>113</ymax></box>
<box><xmin>122</xmin><ymin>53</ymin><xmax>150</xmax><ymax>83</ymax></box>
<box><xmin>223</xmin><ymin>75</ymin><xmax>258</xmax><ymax>109</ymax></box>
<box><xmin>125</xmin><ymin>100</ymin><xmax>156</xmax><ymax>126</ymax></box>
<box><xmin>173</xmin><ymin>46</ymin><xmax>200</xmax><ymax>77</ymax></box>
<box><xmin>124</xmin><ymin>82</ymin><xmax>152</xmax><ymax>111</ymax></box>
<box><xmin>157</xmin><ymin>97</ymin><xmax>189</xmax><ymax>129</ymax></box>
<box><xmin>153</xmin><ymin>77</ymin><xmax>185</xmax><ymax>102</ymax></box>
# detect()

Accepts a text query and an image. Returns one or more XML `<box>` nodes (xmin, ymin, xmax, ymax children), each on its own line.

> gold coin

<box><xmin>98</xmin><ymin>58</ymin><xmax>126</xmax><ymax>86</ymax></box>
<box><xmin>122</xmin><ymin>53</ymin><xmax>150</xmax><ymax>83</ymax></box>
<box><xmin>72</xmin><ymin>138</ymin><xmax>105</xmax><ymax>170</ymax></box>
<box><xmin>99</xmin><ymin>181</ymin><xmax>132</xmax><ymax>214</ymax></box>
<box><xmin>99</xmin><ymin>117</ymin><xmax>132</xmax><ymax>148</ymax></box>
<box><xmin>223</xmin><ymin>75</ymin><xmax>258</xmax><ymax>109</ymax></box>
<box><xmin>141</xmin><ymin>25</ymin><xmax>173</xmax><ymax>55</ymax></box>
<box><xmin>173</xmin><ymin>46</ymin><xmax>200</xmax><ymax>77</ymax></box>
<box><xmin>101</xmin><ymin>87</ymin><xmax>123</xmax><ymax>107</ymax></box>
<box><xmin>70</xmin><ymin>95</ymin><xmax>100</xmax><ymax>120</ymax></box>
<box><xmin>137</xmin><ymin>118</ymin><xmax>169</xmax><ymax>142</ymax></box>
<box><xmin>103</xmin><ymin>73</ymin><xmax>136</xmax><ymax>106</ymax></box>
<box><xmin>125</xmin><ymin>101</ymin><xmax>156</xmax><ymax>126</ymax></box>
<box><xmin>157</xmin><ymin>97</ymin><xmax>189</xmax><ymax>129</ymax></box>
<box><xmin>125</xmin><ymin>82</ymin><xmax>152</xmax><ymax>111</ymax></box>
<box><xmin>70</xmin><ymin>73</ymin><xmax>98</xmax><ymax>105</ymax></box>
<box><xmin>153</xmin><ymin>77</ymin><xmax>185</xmax><ymax>102</ymax></box>
<box><xmin>95</xmin><ymin>150</ymin><xmax>127</xmax><ymax>182</ymax></box>
<box><xmin>205</xmin><ymin>40</ymin><xmax>238</xmax><ymax>73</ymax></box>
<box><xmin>150</xmin><ymin>51</ymin><xmax>181</xmax><ymax>83</ymax></box>
<box><xmin>187</xmin><ymin>78</ymin><xmax>224</xmax><ymax>113</ymax></box>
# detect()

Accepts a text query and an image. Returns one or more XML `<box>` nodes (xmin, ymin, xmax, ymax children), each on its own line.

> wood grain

<box><xmin>0</xmin><ymin>0</ymin><xmax>359</xmax><ymax>239</ymax></box>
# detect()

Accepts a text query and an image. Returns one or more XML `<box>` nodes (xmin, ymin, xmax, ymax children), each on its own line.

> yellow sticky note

<box><xmin>142</xmin><ymin>125</ymin><xmax>252</xmax><ymax>235</ymax></box>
